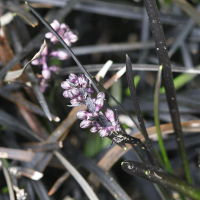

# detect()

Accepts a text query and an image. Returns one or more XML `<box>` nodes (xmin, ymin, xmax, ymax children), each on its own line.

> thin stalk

<box><xmin>154</xmin><ymin>65</ymin><xmax>173</xmax><ymax>173</ymax></box>
<box><xmin>54</xmin><ymin>151</ymin><xmax>99</xmax><ymax>200</ymax></box>
<box><xmin>143</xmin><ymin>0</ymin><xmax>192</xmax><ymax>184</ymax></box>
<box><xmin>1</xmin><ymin>159</ymin><xmax>15</xmax><ymax>200</ymax></box>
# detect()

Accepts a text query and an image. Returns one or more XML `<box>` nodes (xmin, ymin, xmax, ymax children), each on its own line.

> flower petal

<box><xmin>80</xmin><ymin>120</ymin><xmax>92</xmax><ymax>128</ymax></box>
<box><xmin>61</xmin><ymin>81</ymin><xmax>71</xmax><ymax>90</ymax></box>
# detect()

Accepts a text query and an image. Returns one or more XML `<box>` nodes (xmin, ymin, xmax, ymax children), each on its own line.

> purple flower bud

<box><xmin>69</xmin><ymin>74</ymin><xmax>78</xmax><ymax>84</ymax></box>
<box><xmin>70</xmin><ymin>98</ymin><xmax>78</xmax><ymax>105</ymax></box>
<box><xmin>31</xmin><ymin>59</ymin><xmax>41</xmax><ymax>65</ymax></box>
<box><xmin>49</xmin><ymin>65</ymin><xmax>60</xmax><ymax>73</ymax></box>
<box><xmin>68</xmin><ymin>88</ymin><xmax>77</xmax><ymax>99</ymax></box>
<box><xmin>78</xmin><ymin>74</ymin><xmax>87</xmax><ymax>88</ymax></box>
<box><xmin>63</xmin><ymin>90</ymin><xmax>69</xmax><ymax>98</ymax></box>
<box><xmin>60</xmin><ymin>23</ymin><xmax>69</xmax><ymax>32</ymax></box>
<box><xmin>71</xmin><ymin>88</ymin><xmax>80</xmax><ymax>97</ymax></box>
<box><xmin>95</xmin><ymin>98</ymin><xmax>104</xmax><ymax>111</ymax></box>
<box><xmin>51</xmin><ymin>35</ymin><xmax>58</xmax><ymax>43</ymax></box>
<box><xmin>77</xmin><ymin>95</ymin><xmax>85</xmax><ymax>102</ymax></box>
<box><xmin>80</xmin><ymin>120</ymin><xmax>92</xmax><ymax>128</ymax></box>
<box><xmin>68</xmin><ymin>31</ymin><xmax>78</xmax><ymax>43</ymax></box>
<box><xmin>51</xmin><ymin>20</ymin><xmax>60</xmax><ymax>31</ymax></box>
<box><xmin>90</xmin><ymin>126</ymin><xmax>99</xmax><ymax>133</ymax></box>
<box><xmin>77</xmin><ymin>111</ymin><xmax>92</xmax><ymax>120</ymax></box>
<box><xmin>86</xmin><ymin>87</ymin><xmax>94</xmax><ymax>94</ymax></box>
<box><xmin>42</xmin><ymin>69</ymin><xmax>51</xmax><ymax>79</ymax></box>
<box><xmin>99</xmin><ymin>127</ymin><xmax>110</xmax><ymax>137</ymax></box>
<box><xmin>50</xmin><ymin>51</ymin><xmax>69</xmax><ymax>60</ymax></box>
<box><xmin>61</xmin><ymin>81</ymin><xmax>71</xmax><ymax>90</ymax></box>
<box><xmin>105</xmin><ymin>109</ymin><xmax>116</xmax><ymax>126</ymax></box>
<box><xmin>63</xmin><ymin>38</ymin><xmax>71</xmax><ymax>46</ymax></box>
<box><xmin>45</xmin><ymin>32</ymin><xmax>53</xmax><ymax>39</ymax></box>
<box><xmin>97</xmin><ymin>92</ymin><xmax>105</xmax><ymax>99</ymax></box>
<box><xmin>64</xmin><ymin>31</ymin><xmax>78</xmax><ymax>43</ymax></box>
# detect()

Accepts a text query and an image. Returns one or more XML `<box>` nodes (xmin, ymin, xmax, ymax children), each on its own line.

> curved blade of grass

<box><xmin>48</xmin><ymin>171</ymin><xmax>70</xmax><ymax>196</ymax></box>
<box><xmin>0</xmin><ymin>110</ymin><xmax>42</xmax><ymax>141</ymax></box>
<box><xmin>154</xmin><ymin>65</ymin><xmax>173</xmax><ymax>173</ymax></box>
<box><xmin>26</xmin><ymin>1</ymin><xmax>100</xmax><ymax>93</ymax></box>
<box><xmin>1</xmin><ymin>159</ymin><xmax>15</xmax><ymax>200</ymax></box>
<box><xmin>4</xmin><ymin>1</ymin><xmax>38</xmax><ymax>27</ymax></box>
<box><xmin>126</xmin><ymin>55</ymin><xmax>160</xmax><ymax>167</ymax></box>
<box><xmin>0</xmin><ymin>89</ymin><xmax>59</xmax><ymax>121</ymax></box>
<box><xmin>143</xmin><ymin>0</ymin><xmax>191</xmax><ymax>184</ymax></box>
<box><xmin>4</xmin><ymin>40</ymin><xmax>46</xmax><ymax>82</ymax></box>
<box><xmin>121</xmin><ymin>160</ymin><xmax>200</xmax><ymax>200</ymax></box>
<box><xmin>54</xmin><ymin>151</ymin><xmax>99</xmax><ymax>200</ymax></box>
<box><xmin>25</xmin><ymin>63</ymin><xmax>53</xmax><ymax>121</ymax></box>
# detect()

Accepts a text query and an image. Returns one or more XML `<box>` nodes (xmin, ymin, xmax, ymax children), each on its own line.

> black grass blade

<box><xmin>126</xmin><ymin>55</ymin><xmax>160</xmax><ymax>167</ymax></box>
<box><xmin>143</xmin><ymin>0</ymin><xmax>191</xmax><ymax>183</ymax></box>
<box><xmin>121</xmin><ymin>160</ymin><xmax>200</xmax><ymax>200</ymax></box>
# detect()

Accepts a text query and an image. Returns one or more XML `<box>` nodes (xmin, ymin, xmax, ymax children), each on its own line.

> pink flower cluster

<box><xmin>45</xmin><ymin>20</ymin><xmax>78</xmax><ymax>46</ymax></box>
<box><xmin>61</xmin><ymin>73</ymin><xmax>121</xmax><ymax>138</ymax></box>
<box><xmin>61</xmin><ymin>73</ymin><xmax>94</xmax><ymax>106</ymax></box>
<box><xmin>31</xmin><ymin>20</ymin><xmax>78</xmax><ymax>92</ymax></box>
<box><xmin>77</xmin><ymin>108</ymin><xmax>121</xmax><ymax>138</ymax></box>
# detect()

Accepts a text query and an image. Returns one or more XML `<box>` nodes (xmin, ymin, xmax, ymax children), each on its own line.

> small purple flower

<box><xmin>97</xmin><ymin>92</ymin><xmax>105</xmax><ymax>99</ymax></box>
<box><xmin>42</xmin><ymin>69</ymin><xmax>51</xmax><ymax>80</ymax></box>
<box><xmin>61</xmin><ymin>81</ymin><xmax>71</xmax><ymax>90</ymax></box>
<box><xmin>90</xmin><ymin>126</ymin><xmax>99</xmax><ymax>133</ymax></box>
<box><xmin>90</xmin><ymin>121</ymin><xmax>101</xmax><ymax>133</ymax></box>
<box><xmin>45</xmin><ymin>20</ymin><xmax>78</xmax><ymax>46</ymax></box>
<box><xmin>67</xmin><ymin>88</ymin><xmax>80</xmax><ymax>99</ymax></box>
<box><xmin>95</xmin><ymin>92</ymin><xmax>105</xmax><ymax>111</ymax></box>
<box><xmin>78</xmin><ymin>74</ymin><xmax>87</xmax><ymax>88</ymax></box>
<box><xmin>77</xmin><ymin>111</ymin><xmax>92</xmax><ymax>120</ymax></box>
<box><xmin>86</xmin><ymin>87</ymin><xmax>94</xmax><ymax>94</ymax></box>
<box><xmin>99</xmin><ymin>127</ymin><xmax>110</xmax><ymax>137</ymax></box>
<box><xmin>69</xmin><ymin>74</ymin><xmax>79</xmax><ymax>85</ymax></box>
<box><xmin>80</xmin><ymin>120</ymin><xmax>92</xmax><ymax>128</ymax></box>
<box><xmin>105</xmin><ymin>109</ymin><xmax>116</xmax><ymax>126</ymax></box>
<box><xmin>63</xmin><ymin>90</ymin><xmax>69</xmax><ymax>98</ymax></box>
<box><xmin>50</xmin><ymin>51</ymin><xmax>69</xmax><ymax>60</ymax></box>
